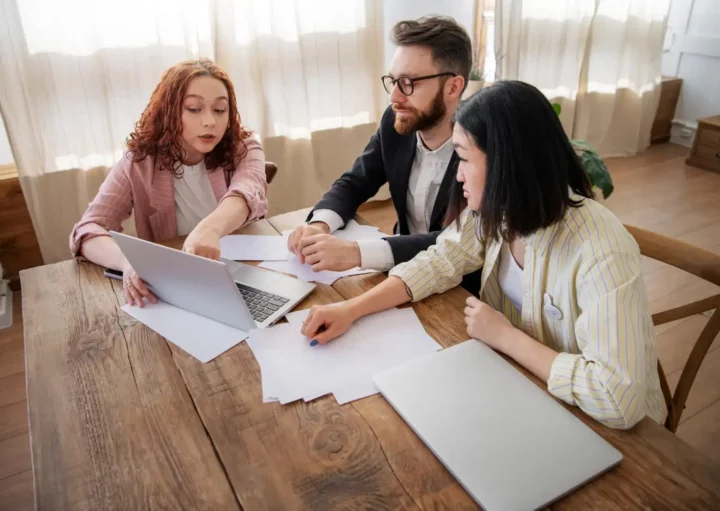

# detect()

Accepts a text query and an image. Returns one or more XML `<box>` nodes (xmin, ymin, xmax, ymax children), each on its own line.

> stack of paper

<box><xmin>219</xmin><ymin>235</ymin><xmax>289</xmax><ymax>261</ymax></box>
<box><xmin>333</xmin><ymin>220</ymin><xmax>391</xmax><ymax>241</ymax></box>
<box><xmin>246</xmin><ymin>307</ymin><xmax>442</xmax><ymax>405</ymax></box>
<box><xmin>259</xmin><ymin>221</ymin><xmax>388</xmax><ymax>285</ymax></box>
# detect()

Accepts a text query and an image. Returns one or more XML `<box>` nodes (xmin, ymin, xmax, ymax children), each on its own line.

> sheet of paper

<box><xmin>257</xmin><ymin>222</ymin><xmax>384</xmax><ymax>284</ymax></box>
<box><xmin>270</xmin><ymin>326</ymin><xmax>380</xmax><ymax>402</ymax></box>
<box><xmin>286</xmin><ymin>307</ymin><xmax>344</xmax><ymax>402</ymax></box>
<box><xmin>246</xmin><ymin>324</ymin><xmax>319</xmax><ymax>403</ymax></box>
<box><xmin>220</xmin><ymin>235</ymin><xmax>289</xmax><ymax>261</ymax></box>
<box><xmin>260</xmin><ymin>254</ymin><xmax>376</xmax><ymax>285</ymax></box>
<box><xmin>303</xmin><ymin>391</ymin><xmax>330</xmax><ymax>402</ymax></box>
<box><xmin>333</xmin><ymin>220</ymin><xmax>388</xmax><ymax>241</ymax></box>
<box><xmin>121</xmin><ymin>301</ymin><xmax>248</xmax><ymax>363</ymax></box>
<box><xmin>249</xmin><ymin>307</ymin><xmax>442</xmax><ymax>405</ymax></box>
<box><xmin>332</xmin><ymin>380</ymin><xmax>379</xmax><ymax>405</ymax></box>
<box><xmin>309</xmin><ymin>307</ymin><xmax>441</xmax><ymax>404</ymax></box>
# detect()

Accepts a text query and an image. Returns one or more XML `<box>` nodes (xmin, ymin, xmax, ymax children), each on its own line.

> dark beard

<box><xmin>393</xmin><ymin>88</ymin><xmax>447</xmax><ymax>135</ymax></box>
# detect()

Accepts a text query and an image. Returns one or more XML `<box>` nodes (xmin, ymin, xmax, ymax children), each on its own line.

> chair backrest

<box><xmin>265</xmin><ymin>162</ymin><xmax>278</xmax><ymax>184</ymax></box>
<box><xmin>625</xmin><ymin>225</ymin><xmax>720</xmax><ymax>432</ymax></box>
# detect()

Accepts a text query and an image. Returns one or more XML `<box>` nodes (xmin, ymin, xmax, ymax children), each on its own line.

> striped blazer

<box><xmin>70</xmin><ymin>138</ymin><xmax>267</xmax><ymax>257</ymax></box>
<box><xmin>390</xmin><ymin>195</ymin><xmax>665</xmax><ymax>429</ymax></box>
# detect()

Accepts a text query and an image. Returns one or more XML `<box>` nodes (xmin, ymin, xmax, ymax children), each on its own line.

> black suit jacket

<box><xmin>308</xmin><ymin>106</ymin><xmax>458</xmax><ymax>263</ymax></box>
<box><xmin>307</xmin><ymin>106</ymin><xmax>482</xmax><ymax>295</ymax></box>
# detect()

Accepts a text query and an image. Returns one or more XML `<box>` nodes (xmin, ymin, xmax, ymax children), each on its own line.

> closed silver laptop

<box><xmin>373</xmin><ymin>340</ymin><xmax>623</xmax><ymax>511</ymax></box>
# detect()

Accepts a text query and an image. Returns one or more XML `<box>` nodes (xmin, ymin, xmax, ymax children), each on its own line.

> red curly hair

<box><xmin>126</xmin><ymin>58</ymin><xmax>251</xmax><ymax>178</ymax></box>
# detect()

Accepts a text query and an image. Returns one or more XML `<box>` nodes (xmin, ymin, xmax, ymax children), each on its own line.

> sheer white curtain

<box><xmin>0</xmin><ymin>0</ymin><xmax>385</xmax><ymax>263</ymax></box>
<box><xmin>213</xmin><ymin>0</ymin><xmax>387</xmax><ymax>218</ymax></box>
<box><xmin>496</xmin><ymin>0</ymin><xmax>670</xmax><ymax>156</ymax></box>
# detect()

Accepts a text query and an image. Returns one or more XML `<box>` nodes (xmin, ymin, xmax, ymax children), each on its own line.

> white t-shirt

<box><xmin>174</xmin><ymin>161</ymin><xmax>218</xmax><ymax>236</ymax></box>
<box><xmin>498</xmin><ymin>241</ymin><xmax>524</xmax><ymax>313</ymax></box>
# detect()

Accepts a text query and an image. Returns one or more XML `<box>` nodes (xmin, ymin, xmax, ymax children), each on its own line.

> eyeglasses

<box><xmin>381</xmin><ymin>72</ymin><xmax>457</xmax><ymax>96</ymax></box>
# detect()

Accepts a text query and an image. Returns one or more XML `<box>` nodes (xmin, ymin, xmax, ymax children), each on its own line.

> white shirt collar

<box><xmin>415</xmin><ymin>132</ymin><xmax>454</xmax><ymax>155</ymax></box>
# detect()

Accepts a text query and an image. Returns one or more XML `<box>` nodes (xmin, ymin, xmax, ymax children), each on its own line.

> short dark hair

<box><xmin>446</xmin><ymin>81</ymin><xmax>594</xmax><ymax>240</ymax></box>
<box><xmin>391</xmin><ymin>16</ymin><xmax>472</xmax><ymax>91</ymax></box>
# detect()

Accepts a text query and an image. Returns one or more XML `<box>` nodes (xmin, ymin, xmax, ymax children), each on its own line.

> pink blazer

<box><xmin>70</xmin><ymin>137</ymin><xmax>268</xmax><ymax>257</ymax></box>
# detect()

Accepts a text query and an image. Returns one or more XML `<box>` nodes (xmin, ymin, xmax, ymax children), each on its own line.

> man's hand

<box><xmin>299</xmin><ymin>234</ymin><xmax>361</xmax><ymax>272</ymax></box>
<box><xmin>288</xmin><ymin>222</ymin><xmax>330</xmax><ymax>263</ymax></box>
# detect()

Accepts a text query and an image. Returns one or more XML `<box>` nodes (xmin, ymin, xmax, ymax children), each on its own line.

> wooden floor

<box><xmin>0</xmin><ymin>143</ymin><xmax>718</xmax><ymax>509</ymax></box>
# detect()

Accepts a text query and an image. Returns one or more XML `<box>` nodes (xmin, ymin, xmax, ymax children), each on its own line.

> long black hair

<box><xmin>445</xmin><ymin>80</ymin><xmax>593</xmax><ymax>240</ymax></box>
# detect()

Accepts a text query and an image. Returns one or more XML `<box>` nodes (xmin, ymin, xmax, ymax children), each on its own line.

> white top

<box><xmin>312</xmin><ymin>132</ymin><xmax>454</xmax><ymax>270</ymax></box>
<box><xmin>498</xmin><ymin>241</ymin><xmax>524</xmax><ymax>313</ymax></box>
<box><xmin>174</xmin><ymin>161</ymin><xmax>218</xmax><ymax>236</ymax></box>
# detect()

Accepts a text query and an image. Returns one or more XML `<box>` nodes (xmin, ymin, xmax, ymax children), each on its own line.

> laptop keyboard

<box><xmin>235</xmin><ymin>283</ymin><xmax>290</xmax><ymax>323</ymax></box>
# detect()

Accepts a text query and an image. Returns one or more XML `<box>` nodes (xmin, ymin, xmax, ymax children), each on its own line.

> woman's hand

<box><xmin>464</xmin><ymin>296</ymin><xmax>515</xmax><ymax>353</ymax></box>
<box><xmin>122</xmin><ymin>262</ymin><xmax>157</xmax><ymax>307</ymax></box>
<box><xmin>183</xmin><ymin>223</ymin><xmax>221</xmax><ymax>260</ymax></box>
<box><xmin>300</xmin><ymin>303</ymin><xmax>358</xmax><ymax>345</ymax></box>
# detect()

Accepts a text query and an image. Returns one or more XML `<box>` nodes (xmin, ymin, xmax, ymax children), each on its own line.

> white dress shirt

<box><xmin>174</xmin><ymin>161</ymin><xmax>218</xmax><ymax>236</ymax></box>
<box><xmin>311</xmin><ymin>132</ymin><xmax>455</xmax><ymax>270</ymax></box>
<box><xmin>498</xmin><ymin>241</ymin><xmax>524</xmax><ymax>313</ymax></box>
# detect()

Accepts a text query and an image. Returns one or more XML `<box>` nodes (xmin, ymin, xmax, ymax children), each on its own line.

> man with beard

<box><xmin>288</xmin><ymin>16</ymin><xmax>479</xmax><ymax>292</ymax></box>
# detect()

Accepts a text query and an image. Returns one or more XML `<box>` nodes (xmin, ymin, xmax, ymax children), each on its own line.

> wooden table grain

<box><xmin>22</xmin><ymin>254</ymin><xmax>240</xmax><ymax>509</ymax></box>
<box><xmin>270</xmin><ymin>209</ymin><xmax>720</xmax><ymax>510</ymax></box>
<box><xmin>21</xmin><ymin>213</ymin><xmax>720</xmax><ymax>510</ymax></box>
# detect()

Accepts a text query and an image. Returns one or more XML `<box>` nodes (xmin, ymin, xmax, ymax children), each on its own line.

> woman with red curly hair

<box><xmin>70</xmin><ymin>58</ymin><xmax>267</xmax><ymax>307</ymax></box>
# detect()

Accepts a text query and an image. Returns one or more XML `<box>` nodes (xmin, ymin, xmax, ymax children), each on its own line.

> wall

<box><xmin>382</xmin><ymin>0</ymin><xmax>476</xmax><ymax>70</ymax></box>
<box><xmin>0</xmin><ymin>114</ymin><xmax>14</xmax><ymax>166</ymax></box>
<box><xmin>661</xmin><ymin>0</ymin><xmax>720</xmax><ymax>147</ymax></box>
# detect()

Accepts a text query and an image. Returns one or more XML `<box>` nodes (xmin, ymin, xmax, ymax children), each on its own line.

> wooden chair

<box><xmin>625</xmin><ymin>225</ymin><xmax>720</xmax><ymax>433</ymax></box>
<box><xmin>265</xmin><ymin>162</ymin><xmax>278</xmax><ymax>184</ymax></box>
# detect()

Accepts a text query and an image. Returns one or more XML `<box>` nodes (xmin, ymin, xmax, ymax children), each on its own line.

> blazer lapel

<box><xmin>148</xmin><ymin>169</ymin><xmax>177</xmax><ymax>241</ymax></box>
<box><xmin>429</xmin><ymin>152</ymin><xmax>459</xmax><ymax>230</ymax></box>
<box><xmin>207</xmin><ymin>169</ymin><xmax>228</xmax><ymax>203</ymax></box>
<box><xmin>391</xmin><ymin>137</ymin><xmax>417</xmax><ymax>234</ymax></box>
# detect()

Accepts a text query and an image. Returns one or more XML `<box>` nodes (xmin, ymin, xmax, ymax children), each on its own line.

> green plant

<box><xmin>469</xmin><ymin>37</ymin><xmax>485</xmax><ymax>82</ymax></box>
<box><xmin>552</xmin><ymin>103</ymin><xmax>614</xmax><ymax>199</ymax></box>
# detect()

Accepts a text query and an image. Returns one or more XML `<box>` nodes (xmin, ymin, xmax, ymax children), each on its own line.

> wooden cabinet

<box><xmin>0</xmin><ymin>166</ymin><xmax>43</xmax><ymax>289</ymax></box>
<box><xmin>686</xmin><ymin>116</ymin><xmax>720</xmax><ymax>174</ymax></box>
<box><xmin>651</xmin><ymin>76</ymin><xmax>683</xmax><ymax>143</ymax></box>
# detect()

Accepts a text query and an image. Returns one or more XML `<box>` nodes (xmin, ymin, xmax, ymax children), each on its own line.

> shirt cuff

<box><xmin>357</xmin><ymin>239</ymin><xmax>395</xmax><ymax>271</ymax></box>
<box><xmin>547</xmin><ymin>352</ymin><xmax>581</xmax><ymax>406</ymax></box>
<box><xmin>308</xmin><ymin>209</ymin><xmax>344</xmax><ymax>234</ymax></box>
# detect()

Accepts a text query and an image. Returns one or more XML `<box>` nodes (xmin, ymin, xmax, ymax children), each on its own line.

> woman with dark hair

<box><xmin>301</xmin><ymin>81</ymin><xmax>664</xmax><ymax>430</ymax></box>
<box><xmin>70</xmin><ymin>58</ymin><xmax>267</xmax><ymax>307</ymax></box>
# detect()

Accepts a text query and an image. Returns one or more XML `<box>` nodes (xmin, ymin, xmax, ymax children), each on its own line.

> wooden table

<box><xmin>21</xmin><ymin>211</ymin><xmax>720</xmax><ymax>510</ymax></box>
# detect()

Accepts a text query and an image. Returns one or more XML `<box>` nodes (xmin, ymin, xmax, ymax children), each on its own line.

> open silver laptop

<box><xmin>110</xmin><ymin>231</ymin><xmax>315</xmax><ymax>331</ymax></box>
<box><xmin>373</xmin><ymin>340</ymin><xmax>623</xmax><ymax>511</ymax></box>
